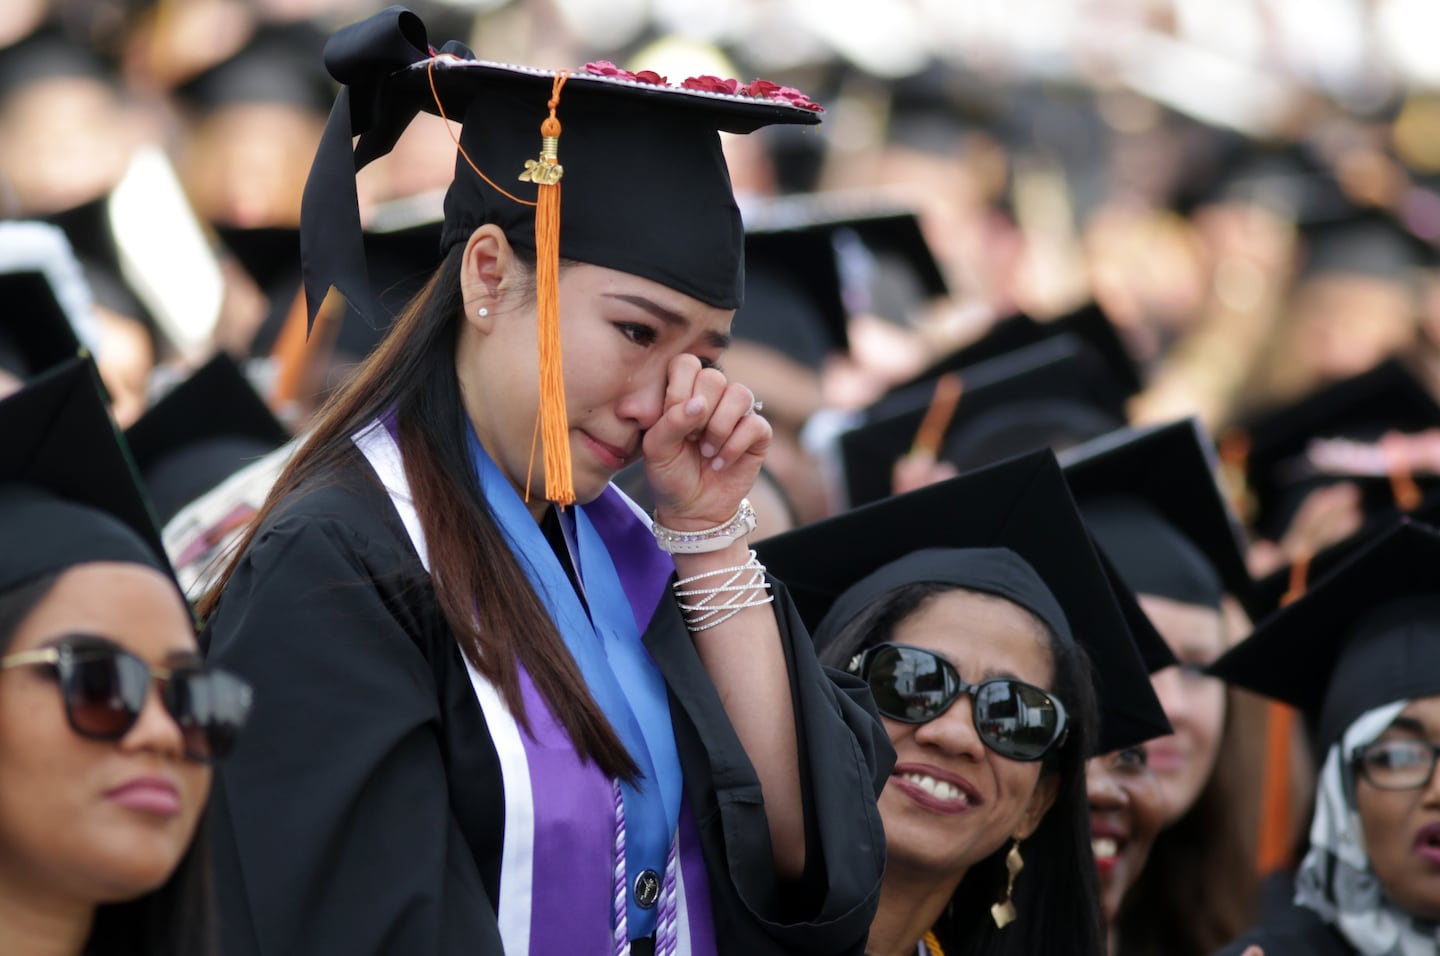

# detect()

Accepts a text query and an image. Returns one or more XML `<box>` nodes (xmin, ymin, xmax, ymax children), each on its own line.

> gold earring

<box><xmin>990</xmin><ymin>839</ymin><xmax>1023</xmax><ymax>929</ymax></box>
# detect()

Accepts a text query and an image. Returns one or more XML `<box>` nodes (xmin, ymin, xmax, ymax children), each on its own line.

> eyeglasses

<box><xmin>0</xmin><ymin>636</ymin><xmax>252</xmax><ymax>763</ymax></box>
<box><xmin>848</xmin><ymin>642</ymin><xmax>1069</xmax><ymax>762</ymax></box>
<box><xmin>1352</xmin><ymin>739</ymin><xmax>1440</xmax><ymax>791</ymax></box>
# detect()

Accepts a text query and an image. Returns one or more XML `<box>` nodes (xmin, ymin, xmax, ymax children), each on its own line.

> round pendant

<box><xmin>634</xmin><ymin>869</ymin><xmax>662</xmax><ymax>909</ymax></box>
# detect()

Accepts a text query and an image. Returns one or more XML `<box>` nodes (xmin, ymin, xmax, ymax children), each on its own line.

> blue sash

<box><xmin>467</xmin><ymin>429</ymin><xmax>681</xmax><ymax>937</ymax></box>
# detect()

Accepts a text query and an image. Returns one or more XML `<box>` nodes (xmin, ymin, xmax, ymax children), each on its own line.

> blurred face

<box><xmin>1139</xmin><ymin>594</ymin><xmax>1227</xmax><ymax>824</ymax></box>
<box><xmin>1087</xmin><ymin>746</ymin><xmax>1164</xmax><ymax>923</ymax></box>
<box><xmin>1353</xmin><ymin>697</ymin><xmax>1440</xmax><ymax>921</ymax></box>
<box><xmin>462</xmin><ymin>246</ymin><xmax>732</xmax><ymax>510</ymax></box>
<box><xmin>0</xmin><ymin>563</ymin><xmax>210</xmax><ymax>906</ymax></box>
<box><xmin>1292</xmin><ymin>276</ymin><xmax>1417</xmax><ymax>384</ymax></box>
<box><xmin>879</xmin><ymin>590</ymin><xmax>1060</xmax><ymax>879</ymax></box>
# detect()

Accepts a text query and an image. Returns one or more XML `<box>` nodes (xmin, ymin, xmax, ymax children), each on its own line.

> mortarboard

<box><xmin>1209</xmin><ymin>521</ymin><xmax>1440</xmax><ymax>751</ymax></box>
<box><xmin>1061</xmin><ymin>418</ymin><xmax>1265</xmax><ymax>622</ymax></box>
<box><xmin>174</xmin><ymin>22</ymin><xmax>333</xmax><ymax>116</ymax></box>
<box><xmin>1297</xmin><ymin>209</ymin><xmax>1439</xmax><ymax>284</ymax></box>
<box><xmin>0</xmin><ymin>356</ymin><xmax>171</xmax><ymax>590</ymax></box>
<box><xmin>0</xmin><ymin>270</ymin><xmax>84</xmax><ymax>381</ymax></box>
<box><xmin>734</xmin><ymin>219</ymin><xmax>847</xmax><ymax>369</ymax></box>
<box><xmin>899</xmin><ymin>300</ymin><xmax>1142</xmax><ymax>410</ymax></box>
<box><xmin>302</xmin><ymin>6</ymin><xmax>822</xmax><ymax>505</ymax></box>
<box><xmin>125</xmin><ymin>353</ymin><xmax>289</xmax><ymax>525</ymax></box>
<box><xmin>840</xmin><ymin>334</ymin><xmax>1124</xmax><ymax>508</ymax></box>
<box><xmin>756</xmin><ymin>449</ymin><xmax>1171</xmax><ymax>753</ymax></box>
<box><xmin>0</xmin><ymin>26</ymin><xmax>113</xmax><ymax>102</ymax></box>
<box><xmin>1238</xmin><ymin>359</ymin><xmax>1440</xmax><ymax>542</ymax></box>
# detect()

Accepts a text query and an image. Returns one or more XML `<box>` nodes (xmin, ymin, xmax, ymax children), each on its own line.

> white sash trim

<box><xmin>352</xmin><ymin>420</ymin><xmax>535</xmax><ymax>955</ymax></box>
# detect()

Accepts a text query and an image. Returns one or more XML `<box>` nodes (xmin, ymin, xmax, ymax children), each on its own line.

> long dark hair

<box><xmin>1113</xmin><ymin>685</ymin><xmax>1265</xmax><ymax>956</ymax></box>
<box><xmin>198</xmin><ymin>244</ymin><xmax>637</xmax><ymax>779</ymax></box>
<box><xmin>0</xmin><ymin>574</ymin><xmax>219</xmax><ymax>956</ymax></box>
<box><xmin>819</xmin><ymin>582</ymin><xmax>1105</xmax><ymax>956</ymax></box>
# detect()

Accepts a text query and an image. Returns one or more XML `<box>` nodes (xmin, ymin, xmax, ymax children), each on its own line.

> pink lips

<box><xmin>1413</xmin><ymin>822</ymin><xmax>1440</xmax><ymax>867</ymax></box>
<box><xmin>580</xmin><ymin>431</ymin><xmax>634</xmax><ymax>470</ymax></box>
<box><xmin>106</xmin><ymin>777</ymin><xmax>182</xmax><ymax>817</ymax></box>
<box><xmin>890</xmin><ymin>762</ymin><xmax>982</xmax><ymax>817</ymax></box>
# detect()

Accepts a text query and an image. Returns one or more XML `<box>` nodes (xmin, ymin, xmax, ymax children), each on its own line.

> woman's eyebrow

<box><xmin>1382</xmin><ymin>716</ymin><xmax>1428</xmax><ymax>736</ymax></box>
<box><xmin>604</xmin><ymin>293</ymin><xmax>730</xmax><ymax>350</ymax></box>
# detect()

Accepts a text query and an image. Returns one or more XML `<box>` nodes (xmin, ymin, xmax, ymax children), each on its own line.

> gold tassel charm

<box><xmin>518</xmin><ymin>135</ymin><xmax>564</xmax><ymax>185</ymax></box>
<box><xmin>990</xmin><ymin>840</ymin><xmax>1023</xmax><ymax>929</ymax></box>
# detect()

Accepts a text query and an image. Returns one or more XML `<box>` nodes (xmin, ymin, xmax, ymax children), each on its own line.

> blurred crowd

<box><xmin>5</xmin><ymin>1</ymin><xmax>1440</xmax><ymax>955</ymax></box>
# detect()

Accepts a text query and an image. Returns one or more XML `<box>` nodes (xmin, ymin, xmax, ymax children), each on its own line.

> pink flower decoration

<box><xmin>682</xmin><ymin>74</ymin><xmax>740</xmax><ymax>95</ymax></box>
<box><xmin>585</xmin><ymin>60</ymin><xmax>630</xmax><ymax>78</ymax></box>
<box><xmin>772</xmin><ymin>86</ymin><xmax>823</xmax><ymax>111</ymax></box>
<box><xmin>741</xmin><ymin>79</ymin><xmax>781</xmax><ymax>98</ymax></box>
<box><xmin>631</xmin><ymin>70</ymin><xmax>669</xmax><ymax>86</ymax></box>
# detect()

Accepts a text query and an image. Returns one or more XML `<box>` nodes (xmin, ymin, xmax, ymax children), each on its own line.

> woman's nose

<box><xmin>118</xmin><ymin>683</ymin><xmax>186</xmax><ymax>761</ymax></box>
<box><xmin>912</xmin><ymin>695</ymin><xmax>988</xmax><ymax>761</ymax></box>
<box><xmin>1086</xmin><ymin>761</ymin><xmax>1126</xmax><ymax>809</ymax></box>
<box><xmin>615</xmin><ymin>374</ymin><xmax>666</xmax><ymax>431</ymax></box>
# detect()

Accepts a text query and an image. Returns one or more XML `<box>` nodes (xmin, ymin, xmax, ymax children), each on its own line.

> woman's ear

<box><xmin>1014</xmin><ymin>771</ymin><xmax>1061</xmax><ymax>841</ymax></box>
<box><xmin>461</xmin><ymin>224</ymin><xmax>514</xmax><ymax>332</ymax></box>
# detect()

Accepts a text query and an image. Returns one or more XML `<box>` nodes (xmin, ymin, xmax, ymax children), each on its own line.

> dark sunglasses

<box><xmin>0</xmin><ymin>636</ymin><xmax>252</xmax><ymax>763</ymax></box>
<box><xmin>848</xmin><ymin>642</ymin><xmax>1069</xmax><ymax>761</ymax></box>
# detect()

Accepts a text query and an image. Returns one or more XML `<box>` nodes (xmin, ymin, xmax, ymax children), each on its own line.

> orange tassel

<box><xmin>1256</xmin><ymin>701</ymin><xmax>1296</xmax><ymax>875</ymax></box>
<box><xmin>519</xmin><ymin>72</ymin><xmax>574</xmax><ymax>507</ymax></box>
<box><xmin>910</xmin><ymin>373</ymin><xmax>965</xmax><ymax>461</ymax></box>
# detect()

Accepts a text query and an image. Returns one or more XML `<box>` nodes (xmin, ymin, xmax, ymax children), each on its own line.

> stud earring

<box><xmin>477</xmin><ymin>307</ymin><xmax>490</xmax><ymax>318</ymax></box>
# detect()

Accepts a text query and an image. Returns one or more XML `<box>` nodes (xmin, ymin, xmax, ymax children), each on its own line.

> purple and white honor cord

<box><xmin>611</xmin><ymin>778</ymin><xmax>681</xmax><ymax>956</ymax></box>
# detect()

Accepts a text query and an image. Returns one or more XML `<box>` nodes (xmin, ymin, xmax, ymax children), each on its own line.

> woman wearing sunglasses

<box><xmin>1212</xmin><ymin>522</ymin><xmax>1440</xmax><ymax>956</ymax></box>
<box><xmin>0</xmin><ymin>358</ymin><xmax>252</xmax><ymax>956</ymax></box>
<box><xmin>757</xmin><ymin>451</ymin><xmax>1173</xmax><ymax>956</ymax></box>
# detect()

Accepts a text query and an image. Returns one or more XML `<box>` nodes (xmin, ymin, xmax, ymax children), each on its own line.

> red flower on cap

<box><xmin>630</xmin><ymin>69</ymin><xmax>669</xmax><ymax>86</ymax></box>
<box><xmin>741</xmin><ymin>79</ymin><xmax>781</xmax><ymax>98</ymax></box>
<box><xmin>770</xmin><ymin>86</ymin><xmax>823</xmax><ymax>111</ymax></box>
<box><xmin>682</xmin><ymin>75</ymin><xmax>740</xmax><ymax>95</ymax></box>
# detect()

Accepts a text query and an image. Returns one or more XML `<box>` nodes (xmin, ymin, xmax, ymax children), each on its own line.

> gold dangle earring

<box><xmin>990</xmin><ymin>838</ymin><xmax>1024</xmax><ymax>929</ymax></box>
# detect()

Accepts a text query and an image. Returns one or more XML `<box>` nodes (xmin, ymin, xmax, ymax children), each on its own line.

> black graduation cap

<box><xmin>303</xmin><ymin>6</ymin><xmax>823</xmax><ymax>331</ymax></box>
<box><xmin>735</xmin><ymin>196</ymin><xmax>947</xmax><ymax>358</ymax></box>
<box><xmin>1249</xmin><ymin>488</ymin><xmax>1440</xmax><ymax>618</ymax></box>
<box><xmin>125</xmin><ymin>354</ymin><xmax>289</xmax><ymax>525</ymax></box>
<box><xmin>1239</xmin><ymin>359</ymin><xmax>1440</xmax><ymax>542</ymax></box>
<box><xmin>1209</xmin><ymin>521</ymin><xmax>1440</xmax><ymax>751</ymax></box>
<box><xmin>0</xmin><ymin>270</ymin><xmax>84</xmax><ymax>380</ymax></box>
<box><xmin>1174</xmin><ymin>139</ymin><xmax>1353</xmax><ymax>224</ymax></box>
<box><xmin>733</xmin><ymin>220</ymin><xmax>847</xmax><ymax>369</ymax></box>
<box><xmin>1061</xmin><ymin>418</ymin><xmax>1265</xmax><ymax>622</ymax></box>
<box><xmin>174</xmin><ymin>22</ymin><xmax>333</xmax><ymax>116</ymax></box>
<box><xmin>756</xmin><ymin>449</ymin><xmax>1171</xmax><ymax>754</ymax></box>
<box><xmin>0</xmin><ymin>356</ymin><xmax>170</xmax><ymax>590</ymax></box>
<box><xmin>1297</xmin><ymin>209</ymin><xmax>1439</xmax><ymax>283</ymax></box>
<box><xmin>899</xmin><ymin>301</ymin><xmax>1141</xmax><ymax>409</ymax></box>
<box><xmin>840</xmin><ymin>335</ymin><xmax>1124</xmax><ymax>508</ymax></box>
<box><xmin>0</xmin><ymin>26</ymin><xmax>113</xmax><ymax>102</ymax></box>
<box><xmin>41</xmin><ymin>195</ymin><xmax>152</xmax><ymax>326</ymax></box>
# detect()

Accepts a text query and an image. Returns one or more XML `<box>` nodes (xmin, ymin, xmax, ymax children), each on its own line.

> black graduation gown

<box><xmin>1213</xmin><ymin>903</ymin><xmax>1354</xmax><ymax>956</ymax></box>
<box><xmin>203</xmin><ymin>449</ymin><xmax>892</xmax><ymax>956</ymax></box>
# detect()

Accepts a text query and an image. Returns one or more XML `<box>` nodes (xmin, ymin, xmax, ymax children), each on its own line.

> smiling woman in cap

<box><xmin>757</xmin><ymin>450</ymin><xmax>1172</xmax><ymax>956</ymax></box>
<box><xmin>197</xmin><ymin>7</ymin><xmax>885</xmax><ymax>956</ymax></box>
